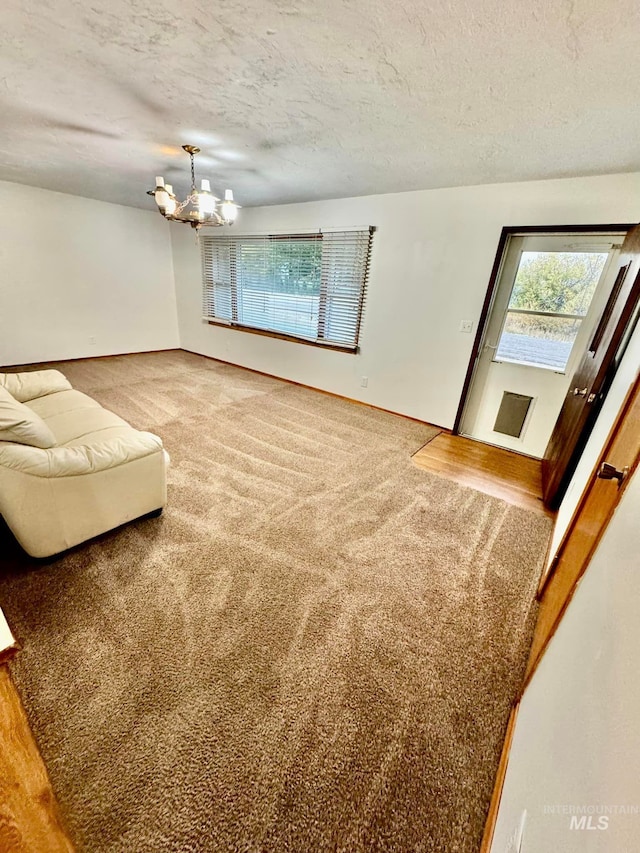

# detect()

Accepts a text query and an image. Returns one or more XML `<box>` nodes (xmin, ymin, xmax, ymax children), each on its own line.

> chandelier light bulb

<box><xmin>154</xmin><ymin>176</ymin><xmax>170</xmax><ymax>214</ymax></box>
<box><xmin>221</xmin><ymin>189</ymin><xmax>238</xmax><ymax>223</ymax></box>
<box><xmin>197</xmin><ymin>190</ymin><xmax>217</xmax><ymax>217</ymax></box>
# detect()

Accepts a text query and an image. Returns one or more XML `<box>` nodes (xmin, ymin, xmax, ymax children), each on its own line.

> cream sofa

<box><xmin>0</xmin><ymin>369</ymin><xmax>167</xmax><ymax>558</ymax></box>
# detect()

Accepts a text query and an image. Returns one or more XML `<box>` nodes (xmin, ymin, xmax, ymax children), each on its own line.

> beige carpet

<box><xmin>0</xmin><ymin>351</ymin><xmax>551</xmax><ymax>852</ymax></box>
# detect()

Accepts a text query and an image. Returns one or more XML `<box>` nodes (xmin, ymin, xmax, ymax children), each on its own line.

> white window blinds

<box><xmin>201</xmin><ymin>227</ymin><xmax>373</xmax><ymax>351</ymax></box>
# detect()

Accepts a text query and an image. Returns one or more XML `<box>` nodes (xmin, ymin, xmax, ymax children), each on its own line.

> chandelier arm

<box><xmin>173</xmin><ymin>192</ymin><xmax>198</xmax><ymax>218</ymax></box>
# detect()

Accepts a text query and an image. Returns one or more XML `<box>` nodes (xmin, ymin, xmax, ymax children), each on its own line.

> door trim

<box><xmin>453</xmin><ymin>223</ymin><xmax>634</xmax><ymax>436</ymax></box>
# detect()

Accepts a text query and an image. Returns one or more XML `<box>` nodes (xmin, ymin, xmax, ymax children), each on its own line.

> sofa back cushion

<box><xmin>0</xmin><ymin>369</ymin><xmax>72</xmax><ymax>403</ymax></box>
<box><xmin>0</xmin><ymin>387</ymin><xmax>57</xmax><ymax>449</ymax></box>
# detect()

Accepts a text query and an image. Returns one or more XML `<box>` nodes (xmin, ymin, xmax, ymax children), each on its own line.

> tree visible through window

<box><xmin>201</xmin><ymin>229</ymin><xmax>373</xmax><ymax>351</ymax></box>
<box><xmin>495</xmin><ymin>251</ymin><xmax>609</xmax><ymax>371</ymax></box>
<box><xmin>236</xmin><ymin>237</ymin><xmax>323</xmax><ymax>339</ymax></box>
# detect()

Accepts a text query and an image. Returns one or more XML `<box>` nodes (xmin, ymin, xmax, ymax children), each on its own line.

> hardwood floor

<box><xmin>0</xmin><ymin>639</ymin><xmax>73</xmax><ymax>852</ymax></box>
<box><xmin>412</xmin><ymin>432</ymin><xmax>554</xmax><ymax>518</ymax></box>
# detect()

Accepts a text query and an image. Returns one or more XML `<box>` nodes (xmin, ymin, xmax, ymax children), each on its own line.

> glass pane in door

<box><xmin>494</xmin><ymin>251</ymin><xmax>608</xmax><ymax>371</ymax></box>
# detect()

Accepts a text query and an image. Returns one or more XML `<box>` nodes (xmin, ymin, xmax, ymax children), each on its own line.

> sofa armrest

<box><xmin>0</xmin><ymin>431</ymin><xmax>164</xmax><ymax>478</ymax></box>
<box><xmin>0</xmin><ymin>370</ymin><xmax>73</xmax><ymax>402</ymax></box>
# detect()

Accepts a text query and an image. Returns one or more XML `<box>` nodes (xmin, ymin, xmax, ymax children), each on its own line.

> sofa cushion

<box><xmin>25</xmin><ymin>389</ymin><xmax>102</xmax><ymax>421</ymax></box>
<box><xmin>0</xmin><ymin>387</ymin><xmax>57</xmax><ymax>449</ymax></box>
<box><xmin>62</xmin><ymin>425</ymin><xmax>140</xmax><ymax>447</ymax></box>
<box><xmin>36</xmin><ymin>407</ymin><xmax>131</xmax><ymax>446</ymax></box>
<box><xmin>0</xmin><ymin>370</ymin><xmax>72</xmax><ymax>402</ymax></box>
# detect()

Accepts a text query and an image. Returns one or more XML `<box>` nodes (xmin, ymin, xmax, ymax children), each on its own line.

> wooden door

<box><xmin>542</xmin><ymin>225</ymin><xmax>640</xmax><ymax>508</ymax></box>
<box><xmin>527</xmin><ymin>372</ymin><xmax>640</xmax><ymax>677</ymax></box>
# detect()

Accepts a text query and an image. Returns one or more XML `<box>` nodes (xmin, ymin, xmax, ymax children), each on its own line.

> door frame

<box><xmin>452</xmin><ymin>223</ymin><xmax>635</xmax><ymax>436</ymax></box>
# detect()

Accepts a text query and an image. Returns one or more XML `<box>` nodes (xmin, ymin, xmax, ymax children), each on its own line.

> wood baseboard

<box><xmin>480</xmin><ymin>702</ymin><xmax>519</xmax><ymax>853</ymax></box>
<box><xmin>0</xmin><ymin>347</ymin><xmax>182</xmax><ymax>372</ymax></box>
<box><xmin>180</xmin><ymin>347</ymin><xmax>447</xmax><ymax>430</ymax></box>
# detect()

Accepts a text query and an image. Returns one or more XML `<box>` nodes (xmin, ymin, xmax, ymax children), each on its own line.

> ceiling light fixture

<box><xmin>148</xmin><ymin>145</ymin><xmax>240</xmax><ymax>229</ymax></box>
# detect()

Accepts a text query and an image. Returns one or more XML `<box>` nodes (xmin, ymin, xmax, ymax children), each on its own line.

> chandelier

<box><xmin>148</xmin><ymin>145</ymin><xmax>240</xmax><ymax>229</ymax></box>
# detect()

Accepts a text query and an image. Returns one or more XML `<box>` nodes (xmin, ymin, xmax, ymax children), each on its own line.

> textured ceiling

<box><xmin>1</xmin><ymin>0</ymin><xmax>639</xmax><ymax>210</ymax></box>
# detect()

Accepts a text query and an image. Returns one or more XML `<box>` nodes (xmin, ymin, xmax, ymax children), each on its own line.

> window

<box><xmin>495</xmin><ymin>250</ymin><xmax>609</xmax><ymax>371</ymax></box>
<box><xmin>201</xmin><ymin>228</ymin><xmax>373</xmax><ymax>351</ymax></box>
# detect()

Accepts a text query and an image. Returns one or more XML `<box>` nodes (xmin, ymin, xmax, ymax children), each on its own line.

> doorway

<box><xmin>458</xmin><ymin>230</ymin><xmax>626</xmax><ymax>458</ymax></box>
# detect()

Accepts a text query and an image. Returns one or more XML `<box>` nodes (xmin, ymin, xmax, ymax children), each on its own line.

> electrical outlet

<box><xmin>88</xmin><ymin>336</ymin><xmax>97</xmax><ymax>345</ymax></box>
<box><xmin>459</xmin><ymin>320</ymin><xmax>474</xmax><ymax>333</ymax></box>
<box><xmin>360</xmin><ymin>376</ymin><xmax>368</xmax><ymax>388</ymax></box>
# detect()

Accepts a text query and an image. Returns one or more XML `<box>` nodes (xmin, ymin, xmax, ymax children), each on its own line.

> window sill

<box><xmin>206</xmin><ymin>320</ymin><xmax>358</xmax><ymax>354</ymax></box>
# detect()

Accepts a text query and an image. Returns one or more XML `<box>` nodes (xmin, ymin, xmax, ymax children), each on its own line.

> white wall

<box><xmin>491</xmin><ymin>468</ymin><xmax>640</xmax><ymax>852</ymax></box>
<box><xmin>0</xmin><ymin>180</ymin><xmax>179</xmax><ymax>366</ymax></box>
<box><xmin>172</xmin><ymin>172</ymin><xmax>640</xmax><ymax>427</ymax></box>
